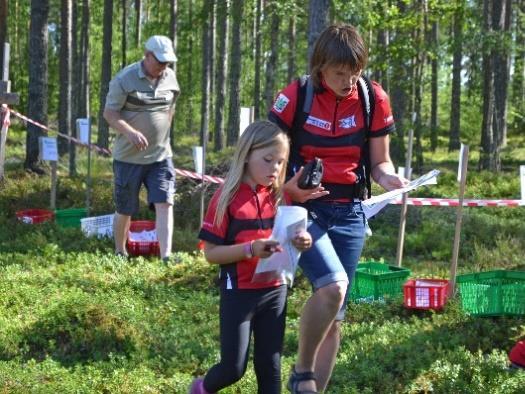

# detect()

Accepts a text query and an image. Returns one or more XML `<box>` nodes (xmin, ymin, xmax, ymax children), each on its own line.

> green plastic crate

<box><xmin>456</xmin><ymin>270</ymin><xmax>525</xmax><ymax>316</ymax></box>
<box><xmin>350</xmin><ymin>261</ymin><xmax>411</xmax><ymax>302</ymax></box>
<box><xmin>55</xmin><ymin>208</ymin><xmax>88</xmax><ymax>228</ymax></box>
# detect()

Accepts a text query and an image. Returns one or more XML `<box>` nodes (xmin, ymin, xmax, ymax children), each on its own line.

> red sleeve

<box><xmin>198</xmin><ymin>187</ymin><xmax>229</xmax><ymax>245</ymax></box>
<box><xmin>267</xmin><ymin>81</ymin><xmax>299</xmax><ymax>132</ymax></box>
<box><xmin>370</xmin><ymin>81</ymin><xmax>396</xmax><ymax>137</ymax></box>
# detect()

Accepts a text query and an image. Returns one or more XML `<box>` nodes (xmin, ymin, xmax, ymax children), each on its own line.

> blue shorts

<box><xmin>113</xmin><ymin>159</ymin><xmax>176</xmax><ymax>216</ymax></box>
<box><xmin>298</xmin><ymin>200</ymin><xmax>366</xmax><ymax>320</ymax></box>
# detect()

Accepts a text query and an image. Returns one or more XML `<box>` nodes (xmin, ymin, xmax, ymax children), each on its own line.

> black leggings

<box><xmin>203</xmin><ymin>285</ymin><xmax>287</xmax><ymax>394</ymax></box>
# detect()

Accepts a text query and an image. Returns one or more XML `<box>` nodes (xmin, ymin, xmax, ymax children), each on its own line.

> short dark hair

<box><xmin>310</xmin><ymin>24</ymin><xmax>368</xmax><ymax>89</ymax></box>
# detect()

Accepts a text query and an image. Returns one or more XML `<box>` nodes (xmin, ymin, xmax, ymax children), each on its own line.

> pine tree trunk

<box><xmin>492</xmin><ymin>0</ymin><xmax>512</xmax><ymax>148</ymax></box>
<box><xmin>449</xmin><ymin>1</ymin><xmax>463</xmax><ymax>152</ymax></box>
<box><xmin>58</xmin><ymin>0</ymin><xmax>72</xmax><ymax>161</ymax></box>
<box><xmin>170</xmin><ymin>0</ymin><xmax>178</xmax><ymax>74</ymax></box>
<box><xmin>214</xmin><ymin>0</ymin><xmax>229</xmax><ymax>151</ymax></box>
<box><xmin>264</xmin><ymin>1</ymin><xmax>279</xmax><ymax>110</ymax></box>
<box><xmin>186</xmin><ymin>0</ymin><xmax>194</xmax><ymax>135</ymax></box>
<box><xmin>307</xmin><ymin>0</ymin><xmax>330</xmax><ymax>65</ymax></box>
<box><xmin>169</xmin><ymin>0</ymin><xmax>177</xmax><ymax>148</ymax></box>
<box><xmin>200</xmin><ymin>0</ymin><xmax>212</xmax><ymax>147</ymax></box>
<box><xmin>25</xmin><ymin>0</ymin><xmax>49</xmax><ymax>171</ymax></box>
<box><xmin>376</xmin><ymin>28</ymin><xmax>390</xmax><ymax>92</ymax></box>
<box><xmin>430</xmin><ymin>21</ymin><xmax>438</xmax><ymax>152</ymax></box>
<box><xmin>511</xmin><ymin>0</ymin><xmax>524</xmax><ymax>132</ymax></box>
<box><xmin>79</xmin><ymin>0</ymin><xmax>90</xmax><ymax>118</ymax></box>
<box><xmin>97</xmin><ymin>0</ymin><xmax>113</xmax><ymax>149</ymax></box>
<box><xmin>253</xmin><ymin>0</ymin><xmax>262</xmax><ymax>118</ymax></box>
<box><xmin>287</xmin><ymin>15</ymin><xmax>296</xmax><ymax>83</ymax></box>
<box><xmin>135</xmin><ymin>0</ymin><xmax>141</xmax><ymax>47</ymax></box>
<box><xmin>226</xmin><ymin>0</ymin><xmax>244</xmax><ymax>146</ymax></box>
<box><xmin>121</xmin><ymin>0</ymin><xmax>127</xmax><ymax>69</ymax></box>
<box><xmin>480</xmin><ymin>0</ymin><xmax>496</xmax><ymax>170</ymax></box>
<box><xmin>0</xmin><ymin>0</ymin><xmax>7</xmax><ymax>71</ymax></box>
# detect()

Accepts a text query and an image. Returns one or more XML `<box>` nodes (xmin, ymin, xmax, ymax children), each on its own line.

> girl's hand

<box><xmin>252</xmin><ymin>239</ymin><xmax>282</xmax><ymax>258</ymax></box>
<box><xmin>291</xmin><ymin>230</ymin><xmax>312</xmax><ymax>252</ymax></box>
<box><xmin>283</xmin><ymin>167</ymin><xmax>330</xmax><ymax>203</ymax></box>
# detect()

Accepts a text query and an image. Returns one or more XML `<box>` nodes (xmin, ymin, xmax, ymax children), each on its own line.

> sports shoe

<box><xmin>189</xmin><ymin>377</ymin><xmax>214</xmax><ymax>394</ymax></box>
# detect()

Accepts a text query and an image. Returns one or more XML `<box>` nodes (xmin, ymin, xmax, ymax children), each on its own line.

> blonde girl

<box><xmin>190</xmin><ymin>120</ymin><xmax>312</xmax><ymax>394</ymax></box>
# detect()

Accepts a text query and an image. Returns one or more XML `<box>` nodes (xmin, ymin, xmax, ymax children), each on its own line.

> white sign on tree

<box><xmin>239</xmin><ymin>107</ymin><xmax>253</xmax><ymax>136</ymax></box>
<box><xmin>39</xmin><ymin>137</ymin><xmax>58</xmax><ymax>162</ymax></box>
<box><xmin>77</xmin><ymin>118</ymin><xmax>90</xmax><ymax>144</ymax></box>
<box><xmin>192</xmin><ymin>146</ymin><xmax>203</xmax><ymax>175</ymax></box>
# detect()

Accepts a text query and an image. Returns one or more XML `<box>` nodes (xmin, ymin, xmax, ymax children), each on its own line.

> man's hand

<box><xmin>125</xmin><ymin>129</ymin><xmax>149</xmax><ymax>151</ymax></box>
<box><xmin>283</xmin><ymin>167</ymin><xmax>330</xmax><ymax>203</ymax></box>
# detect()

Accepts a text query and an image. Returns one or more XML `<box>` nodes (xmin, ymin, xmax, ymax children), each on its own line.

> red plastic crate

<box><xmin>16</xmin><ymin>209</ymin><xmax>54</xmax><ymax>224</ymax></box>
<box><xmin>127</xmin><ymin>220</ymin><xmax>160</xmax><ymax>257</ymax></box>
<box><xmin>403</xmin><ymin>279</ymin><xmax>449</xmax><ymax>310</ymax></box>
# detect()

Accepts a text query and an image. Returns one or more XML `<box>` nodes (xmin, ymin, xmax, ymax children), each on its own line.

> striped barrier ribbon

<box><xmin>7</xmin><ymin>107</ymin><xmax>112</xmax><ymax>156</ymax></box>
<box><xmin>5</xmin><ymin>107</ymin><xmax>524</xmax><ymax>207</ymax></box>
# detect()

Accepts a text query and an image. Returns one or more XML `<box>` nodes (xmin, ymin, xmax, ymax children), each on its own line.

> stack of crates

<box><xmin>350</xmin><ymin>261</ymin><xmax>411</xmax><ymax>302</ymax></box>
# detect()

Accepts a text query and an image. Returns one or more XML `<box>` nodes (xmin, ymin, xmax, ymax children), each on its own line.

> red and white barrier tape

<box><xmin>4</xmin><ymin>107</ymin><xmax>524</xmax><ymax>207</ymax></box>
<box><xmin>7</xmin><ymin>107</ymin><xmax>112</xmax><ymax>156</ymax></box>
<box><xmin>391</xmin><ymin>197</ymin><xmax>524</xmax><ymax>207</ymax></box>
<box><xmin>174</xmin><ymin>168</ymin><xmax>224</xmax><ymax>184</ymax></box>
<box><xmin>172</xmin><ymin>168</ymin><xmax>524</xmax><ymax>207</ymax></box>
<box><xmin>1</xmin><ymin>104</ymin><xmax>10</xmax><ymax>128</ymax></box>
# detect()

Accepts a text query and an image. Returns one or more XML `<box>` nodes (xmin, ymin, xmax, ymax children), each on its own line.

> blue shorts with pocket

<box><xmin>113</xmin><ymin>158</ymin><xmax>176</xmax><ymax>216</ymax></box>
<box><xmin>298</xmin><ymin>200</ymin><xmax>366</xmax><ymax>320</ymax></box>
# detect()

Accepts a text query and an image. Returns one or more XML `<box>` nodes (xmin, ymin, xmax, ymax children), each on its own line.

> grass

<box><xmin>0</xmin><ymin>127</ymin><xmax>524</xmax><ymax>392</ymax></box>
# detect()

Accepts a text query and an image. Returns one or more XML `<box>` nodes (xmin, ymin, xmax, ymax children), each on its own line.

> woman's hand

<box><xmin>377</xmin><ymin>173</ymin><xmax>409</xmax><ymax>191</ymax></box>
<box><xmin>291</xmin><ymin>230</ymin><xmax>312</xmax><ymax>252</ymax></box>
<box><xmin>283</xmin><ymin>167</ymin><xmax>330</xmax><ymax>203</ymax></box>
<box><xmin>252</xmin><ymin>239</ymin><xmax>282</xmax><ymax>258</ymax></box>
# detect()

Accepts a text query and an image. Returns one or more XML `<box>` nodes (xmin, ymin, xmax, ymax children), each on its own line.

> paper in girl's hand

<box><xmin>251</xmin><ymin>206</ymin><xmax>308</xmax><ymax>287</ymax></box>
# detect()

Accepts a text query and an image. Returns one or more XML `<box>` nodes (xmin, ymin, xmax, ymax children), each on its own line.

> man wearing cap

<box><xmin>103</xmin><ymin>35</ymin><xmax>179</xmax><ymax>262</ymax></box>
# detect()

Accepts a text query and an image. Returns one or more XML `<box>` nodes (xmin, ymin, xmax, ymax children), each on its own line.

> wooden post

<box><xmin>50</xmin><ymin>161</ymin><xmax>58</xmax><ymax>210</ymax></box>
<box><xmin>449</xmin><ymin>144</ymin><xmax>469</xmax><ymax>296</ymax></box>
<box><xmin>395</xmin><ymin>120</ymin><xmax>414</xmax><ymax>267</ymax></box>
<box><xmin>0</xmin><ymin>43</ymin><xmax>20</xmax><ymax>181</ymax></box>
<box><xmin>85</xmin><ymin>121</ymin><xmax>92</xmax><ymax>215</ymax></box>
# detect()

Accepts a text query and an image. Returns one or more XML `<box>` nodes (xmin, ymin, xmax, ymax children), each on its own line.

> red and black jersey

<box><xmin>198</xmin><ymin>183</ymin><xmax>281</xmax><ymax>290</ymax></box>
<box><xmin>268</xmin><ymin>78</ymin><xmax>395</xmax><ymax>198</ymax></box>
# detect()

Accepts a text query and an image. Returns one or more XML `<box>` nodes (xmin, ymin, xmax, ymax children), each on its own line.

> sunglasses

<box><xmin>149</xmin><ymin>52</ymin><xmax>170</xmax><ymax>66</ymax></box>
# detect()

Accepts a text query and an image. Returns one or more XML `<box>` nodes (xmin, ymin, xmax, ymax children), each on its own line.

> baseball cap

<box><xmin>144</xmin><ymin>35</ymin><xmax>177</xmax><ymax>63</ymax></box>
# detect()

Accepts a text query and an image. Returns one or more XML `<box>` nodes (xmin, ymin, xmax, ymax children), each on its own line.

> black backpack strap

<box><xmin>292</xmin><ymin>75</ymin><xmax>312</xmax><ymax>133</ymax></box>
<box><xmin>356</xmin><ymin>75</ymin><xmax>376</xmax><ymax>199</ymax></box>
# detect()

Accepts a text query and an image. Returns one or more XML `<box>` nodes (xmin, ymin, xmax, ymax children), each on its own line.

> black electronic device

<box><xmin>297</xmin><ymin>158</ymin><xmax>324</xmax><ymax>189</ymax></box>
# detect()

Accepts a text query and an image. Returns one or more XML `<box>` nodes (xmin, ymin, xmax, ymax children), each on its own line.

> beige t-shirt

<box><xmin>105</xmin><ymin>61</ymin><xmax>180</xmax><ymax>164</ymax></box>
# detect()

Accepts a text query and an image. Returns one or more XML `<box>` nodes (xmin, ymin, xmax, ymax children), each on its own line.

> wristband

<box><xmin>243</xmin><ymin>241</ymin><xmax>253</xmax><ymax>258</ymax></box>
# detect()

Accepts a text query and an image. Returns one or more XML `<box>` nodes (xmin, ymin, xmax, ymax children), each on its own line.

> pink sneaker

<box><xmin>189</xmin><ymin>377</ymin><xmax>213</xmax><ymax>394</ymax></box>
